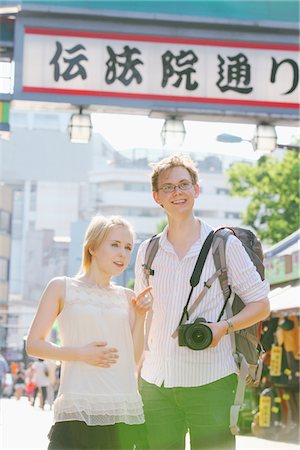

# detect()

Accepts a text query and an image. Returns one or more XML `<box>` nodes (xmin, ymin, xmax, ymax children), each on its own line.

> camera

<box><xmin>178</xmin><ymin>317</ymin><xmax>213</xmax><ymax>350</ymax></box>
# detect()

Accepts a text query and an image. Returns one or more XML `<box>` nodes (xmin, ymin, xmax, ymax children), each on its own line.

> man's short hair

<box><xmin>150</xmin><ymin>153</ymin><xmax>199</xmax><ymax>192</ymax></box>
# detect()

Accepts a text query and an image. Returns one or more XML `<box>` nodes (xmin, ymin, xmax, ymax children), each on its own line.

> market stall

<box><xmin>250</xmin><ymin>231</ymin><xmax>300</xmax><ymax>443</ymax></box>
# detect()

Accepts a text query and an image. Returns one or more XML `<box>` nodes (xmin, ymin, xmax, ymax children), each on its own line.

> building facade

<box><xmin>0</xmin><ymin>184</ymin><xmax>13</xmax><ymax>353</ymax></box>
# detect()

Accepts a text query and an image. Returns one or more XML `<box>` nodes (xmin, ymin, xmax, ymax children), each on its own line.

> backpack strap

<box><xmin>230</xmin><ymin>355</ymin><xmax>249</xmax><ymax>435</ymax></box>
<box><xmin>171</xmin><ymin>268</ymin><xmax>222</xmax><ymax>338</ymax></box>
<box><xmin>212</xmin><ymin>228</ymin><xmax>233</xmax><ymax>302</ymax></box>
<box><xmin>142</xmin><ymin>233</ymin><xmax>161</xmax><ymax>351</ymax></box>
<box><xmin>212</xmin><ymin>228</ymin><xmax>257</xmax><ymax>436</ymax></box>
<box><xmin>178</xmin><ymin>230</ymin><xmax>215</xmax><ymax>325</ymax></box>
<box><xmin>212</xmin><ymin>229</ymin><xmax>242</xmax><ymax>435</ymax></box>
<box><xmin>144</xmin><ymin>230</ymin><xmax>215</xmax><ymax>345</ymax></box>
<box><xmin>142</xmin><ymin>233</ymin><xmax>162</xmax><ymax>285</ymax></box>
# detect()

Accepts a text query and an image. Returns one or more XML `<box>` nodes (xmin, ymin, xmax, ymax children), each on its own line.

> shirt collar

<box><xmin>158</xmin><ymin>219</ymin><xmax>214</xmax><ymax>257</ymax></box>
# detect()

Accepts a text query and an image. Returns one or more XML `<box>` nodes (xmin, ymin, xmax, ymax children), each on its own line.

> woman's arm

<box><xmin>26</xmin><ymin>278</ymin><xmax>119</xmax><ymax>367</ymax></box>
<box><xmin>126</xmin><ymin>286</ymin><xmax>152</xmax><ymax>366</ymax></box>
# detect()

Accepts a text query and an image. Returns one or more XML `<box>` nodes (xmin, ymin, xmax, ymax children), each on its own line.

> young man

<box><xmin>134</xmin><ymin>154</ymin><xmax>270</xmax><ymax>450</ymax></box>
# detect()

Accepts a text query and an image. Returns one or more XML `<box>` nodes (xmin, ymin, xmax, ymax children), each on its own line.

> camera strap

<box><xmin>176</xmin><ymin>230</ymin><xmax>214</xmax><ymax>329</ymax></box>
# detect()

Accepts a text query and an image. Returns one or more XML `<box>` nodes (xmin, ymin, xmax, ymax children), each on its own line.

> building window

<box><xmin>13</xmin><ymin>190</ymin><xmax>24</xmax><ymax>220</ymax></box>
<box><xmin>197</xmin><ymin>156</ymin><xmax>222</xmax><ymax>173</ymax></box>
<box><xmin>0</xmin><ymin>210</ymin><xmax>11</xmax><ymax>234</ymax></box>
<box><xmin>124</xmin><ymin>208</ymin><xmax>161</xmax><ymax>217</ymax></box>
<box><xmin>0</xmin><ymin>61</ymin><xmax>14</xmax><ymax>94</ymax></box>
<box><xmin>225</xmin><ymin>212</ymin><xmax>242</xmax><ymax>219</ymax></box>
<box><xmin>216</xmin><ymin>188</ymin><xmax>230</xmax><ymax>195</ymax></box>
<box><xmin>12</xmin><ymin>221</ymin><xmax>22</xmax><ymax>239</ymax></box>
<box><xmin>124</xmin><ymin>183</ymin><xmax>150</xmax><ymax>192</ymax></box>
<box><xmin>0</xmin><ymin>257</ymin><xmax>9</xmax><ymax>281</ymax></box>
<box><xmin>195</xmin><ymin>209</ymin><xmax>219</xmax><ymax>218</ymax></box>
<box><xmin>30</xmin><ymin>184</ymin><xmax>37</xmax><ymax>211</ymax></box>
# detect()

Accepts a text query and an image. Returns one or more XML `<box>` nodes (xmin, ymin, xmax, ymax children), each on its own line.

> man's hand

<box><xmin>206</xmin><ymin>321</ymin><xmax>228</xmax><ymax>348</ymax></box>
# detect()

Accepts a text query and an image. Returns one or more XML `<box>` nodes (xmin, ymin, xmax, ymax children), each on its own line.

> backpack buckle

<box><xmin>142</xmin><ymin>264</ymin><xmax>154</xmax><ymax>276</ymax></box>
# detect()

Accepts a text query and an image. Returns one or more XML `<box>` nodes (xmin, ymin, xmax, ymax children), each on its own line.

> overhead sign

<box><xmin>22</xmin><ymin>27</ymin><xmax>299</xmax><ymax>112</ymax></box>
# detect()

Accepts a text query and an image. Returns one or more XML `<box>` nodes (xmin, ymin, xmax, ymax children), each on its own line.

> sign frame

<box><xmin>13</xmin><ymin>8</ymin><xmax>300</xmax><ymax>124</ymax></box>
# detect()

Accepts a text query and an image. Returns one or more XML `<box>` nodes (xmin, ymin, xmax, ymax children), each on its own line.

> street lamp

<box><xmin>217</xmin><ymin>123</ymin><xmax>300</xmax><ymax>153</ymax></box>
<box><xmin>252</xmin><ymin>122</ymin><xmax>277</xmax><ymax>153</ymax></box>
<box><xmin>68</xmin><ymin>107</ymin><xmax>93</xmax><ymax>144</ymax></box>
<box><xmin>160</xmin><ymin>117</ymin><xmax>186</xmax><ymax>147</ymax></box>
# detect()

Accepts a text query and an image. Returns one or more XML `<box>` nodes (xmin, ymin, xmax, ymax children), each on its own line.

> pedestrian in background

<box><xmin>26</xmin><ymin>215</ymin><xmax>152</xmax><ymax>450</ymax></box>
<box><xmin>0</xmin><ymin>353</ymin><xmax>9</xmax><ymax>398</ymax></box>
<box><xmin>135</xmin><ymin>153</ymin><xmax>270</xmax><ymax>450</ymax></box>
<box><xmin>25</xmin><ymin>361</ymin><xmax>36</xmax><ymax>403</ymax></box>
<box><xmin>10</xmin><ymin>361</ymin><xmax>19</xmax><ymax>381</ymax></box>
<box><xmin>31</xmin><ymin>358</ymin><xmax>49</xmax><ymax>409</ymax></box>
<box><xmin>13</xmin><ymin>368</ymin><xmax>26</xmax><ymax>400</ymax></box>
<box><xmin>46</xmin><ymin>359</ymin><xmax>59</xmax><ymax>409</ymax></box>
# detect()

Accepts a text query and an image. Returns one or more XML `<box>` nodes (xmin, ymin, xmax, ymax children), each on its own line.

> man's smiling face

<box><xmin>153</xmin><ymin>166</ymin><xmax>200</xmax><ymax>216</ymax></box>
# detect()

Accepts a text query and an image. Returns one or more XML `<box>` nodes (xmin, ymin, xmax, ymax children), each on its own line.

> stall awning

<box><xmin>269</xmin><ymin>284</ymin><xmax>300</xmax><ymax>316</ymax></box>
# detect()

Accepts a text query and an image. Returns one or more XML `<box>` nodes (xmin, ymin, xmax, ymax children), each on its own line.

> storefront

<box><xmin>249</xmin><ymin>230</ymin><xmax>299</xmax><ymax>442</ymax></box>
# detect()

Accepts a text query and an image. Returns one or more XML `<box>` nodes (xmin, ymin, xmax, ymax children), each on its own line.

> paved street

<box><xmin>0</xmin><ymin>397</ymin><xmax>298</xmax><ymax>450</ymax></box>
<box><xmin>0</xmin><ymin>397</ymin><xmax>51</xmax><ymax>449</ymax></box>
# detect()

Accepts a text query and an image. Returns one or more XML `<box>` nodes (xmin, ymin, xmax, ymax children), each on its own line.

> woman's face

<box><xmin>90</xmin><ymin>225</ymin><xmax>134</xmax><ymax>277</ymax></box>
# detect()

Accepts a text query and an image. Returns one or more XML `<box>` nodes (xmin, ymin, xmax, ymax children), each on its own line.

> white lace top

<box><xmin>53</xmin><ymin>277</ymin><xmax>144</xmax><ymax>426</ymax></box>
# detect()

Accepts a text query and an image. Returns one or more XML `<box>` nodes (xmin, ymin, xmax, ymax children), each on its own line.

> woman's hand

<box><xmin>131</xmin><ymin>286</ymin><xmax>153</xmax><ymax>316</ymax></box>
<box><xmin>78</xmin><ymin>342</ymin><xmax>119</xmax><ymax>368</ymax></box>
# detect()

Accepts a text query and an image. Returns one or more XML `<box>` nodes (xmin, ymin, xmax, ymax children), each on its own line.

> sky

<box><xmin>91</xmin><ymin>113</ymin><xmax>299</xmax><ymax>161</ymax></box>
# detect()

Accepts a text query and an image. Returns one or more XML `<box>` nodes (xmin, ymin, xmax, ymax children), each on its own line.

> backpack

<box><xmin>142</xmin><ymin>226</ymin><xmax>265</xmax><ymax>435</ymax></box>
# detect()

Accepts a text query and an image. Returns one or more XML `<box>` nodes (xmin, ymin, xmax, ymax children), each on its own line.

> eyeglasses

<box><xmin>158</xmin><ymin>181</ymin><xmax>194</xmax><ymax>194</ymax></box>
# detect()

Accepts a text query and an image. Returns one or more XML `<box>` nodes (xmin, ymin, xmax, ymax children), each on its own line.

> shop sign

<box><xmin>265</xmin><ymin>252</ymin><xmax>300</xmax><ymax>285</ymax></box>
<box><xmin>270</xmin><ymin>345</ymin><xmax>283</xmax><ymax>377</ymax></box>
<box><xmin>258</xmin><ymin>396</ymin><xmax>271</xmax><ymax>428</ymax></box>
<box><xmin>21</xmin><ymin>28</ymin><xmax>299</xmax><ymax>111</ymax></box>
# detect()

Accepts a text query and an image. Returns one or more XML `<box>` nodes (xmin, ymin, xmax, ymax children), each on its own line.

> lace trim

<box><xmin>65</xmin><ymin>280</ymin><xmax>128</xmax><ymax>309</ymax></box>
<box><xmin>54</xmin><ymin>393</ymin><xmax>144</xmax><ymax>426</ymax></box>
<box><xmin>54</xmin><ymin>411</ymin><xmax>145</xmax><ymax>426</ymax></box>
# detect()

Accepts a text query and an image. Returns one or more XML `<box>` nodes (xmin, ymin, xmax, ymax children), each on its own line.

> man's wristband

<box><xmin>225</xmin><ymin>319</ymin><xmax>234</xmax><ymax>334</ymax></box>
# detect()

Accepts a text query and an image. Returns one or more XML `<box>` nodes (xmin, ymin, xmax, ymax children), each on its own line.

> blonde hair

<box><xmin>150</xmin><ymin>153</ymin><xmax>199</xmax><ymax>192</ymax></box>
<box><xmin>77</xmin><ymin>215</ymin><xmax>134</xmax><ymax>276</ymax></box>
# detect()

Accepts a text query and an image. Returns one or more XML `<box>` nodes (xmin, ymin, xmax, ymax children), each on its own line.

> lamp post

<box><xmin>68</xmin><ymin>106</ymin><xmax>93</xmax><ymax>144</ymax></box>
<box><xmin>22</xmin><ymin>335</ymin><xmax>28</xmax><ymax>369</ymax></box>
<box><xmin>160</xmin><ymin>117</ymin><xmax>186</xmax><ymax>147</ymax></box>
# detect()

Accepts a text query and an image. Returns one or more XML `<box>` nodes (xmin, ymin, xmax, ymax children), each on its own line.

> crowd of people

<box><xmin>4</xmin><ymin>154</ymin><xmax>270</xmax><ymax>449</ymax></box>
<box><xmin>0</xmin><ymin>355</ymin><xmax>60</xmax><ymax>409</ymax></box>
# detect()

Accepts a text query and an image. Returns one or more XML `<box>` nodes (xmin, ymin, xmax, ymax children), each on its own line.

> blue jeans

<box><xmin>140</xmin><ymin>374</ymin><xmax>237</xmax><ymax>450</ymax></box>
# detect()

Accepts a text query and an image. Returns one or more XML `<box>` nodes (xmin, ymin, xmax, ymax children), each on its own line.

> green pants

<box><xmin>140</xmin><ymin>374</ymin><xmax>237</xmax><ymax>450</ymax></box>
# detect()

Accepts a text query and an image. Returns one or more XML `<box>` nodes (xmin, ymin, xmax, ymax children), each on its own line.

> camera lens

<box><xmin>184</xmin><ymin>323</ymin><xmax>213</xmax><ymax>350</ymax></box>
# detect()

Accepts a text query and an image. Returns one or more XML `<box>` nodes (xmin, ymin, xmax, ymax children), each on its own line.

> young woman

<box><xmin>27</xmin><ymin>215</ymin><xmax>152</xmax><ymax>450</ymax></box>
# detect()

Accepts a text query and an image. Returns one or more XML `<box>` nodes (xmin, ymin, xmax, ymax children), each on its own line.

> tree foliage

<box><xmin>156</xmin><ymin>218</ymin><xmax>168</xmax><ymax>233</ymax></box>
<box><xmin>227</xmin><ymin>151</ymin><xmax>300</xmax><ymax>244</ymax></box>
<box><xmin>127</xmin><ymin>278</ymin><xmax>135</xmax><ymax>290</ymax></box>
